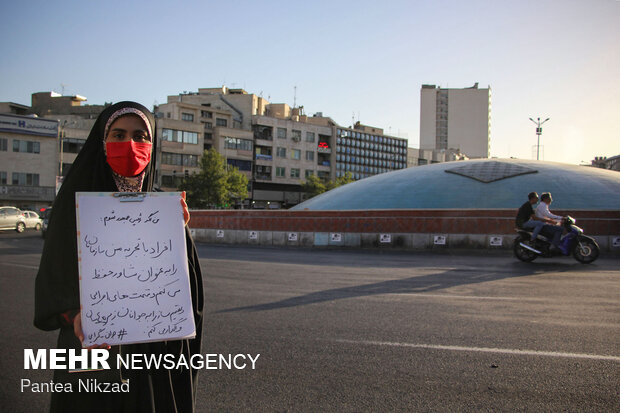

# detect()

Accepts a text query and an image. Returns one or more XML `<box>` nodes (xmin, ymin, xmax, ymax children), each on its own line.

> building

<box><xmin>407</xmin><ymin>147</ymin><xmax>468</xmax><ymax>167</ymax></box>
<box><xmin>0</xmin><ymin>113</ymin><xmax>59</xmax><ymax>210</ymax></box>
<box><xmin>336</xmin><ymin>122</ymin><xmax>408</xmax><ymax>180</ymax></box>
<box><xmin>155</xmin><ymin>87</ymin><xmax>410</xmax><ymax>208</ymax></box>
<box><xmin>420</xmin><ymin>83</ymin><xmax>491</xmax><ymax>158</ymax></box>
<box><xmin>591</xmin><ymin>155</ymin><xmax>620</xmax><ymax>172</ymax></box>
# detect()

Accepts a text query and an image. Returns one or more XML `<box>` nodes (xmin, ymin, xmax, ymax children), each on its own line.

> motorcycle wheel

<box><xmin>573</xmin><ymin>237</ymin><xmax>599</xmax><ymax>264</ymax></box>
<box><xmin>514</xmin><ymin>236</ymin><xmax>538</xmax><ymax>262</ymax></box>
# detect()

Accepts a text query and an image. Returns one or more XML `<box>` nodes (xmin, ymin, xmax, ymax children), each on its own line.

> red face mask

<box><xmin>105</xmin><ymin>141</ymin><xmax>152</xmax><ymax>177</ymax></box>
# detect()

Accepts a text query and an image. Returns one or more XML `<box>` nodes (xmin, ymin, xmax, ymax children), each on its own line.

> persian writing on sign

<box><xmin>76</xmin><ymin>192</ymin><xmax>195</xmax><ymax>346</ymax></box>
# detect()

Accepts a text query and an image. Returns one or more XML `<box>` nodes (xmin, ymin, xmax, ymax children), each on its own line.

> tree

<box><xmin>302</xmin><ymin>172</ymin><xmax>355</xmax><ymax>200</ymax></box>
<box><xmin>302</xmin><ymin>174</ymin><xmax>326</xmax><ymax>199</ymax></box>
<box><xmin>179</xmin><ymin>148</ymin><xmax>248</xmax><ymax>208</ymax></box>
<box><xmin>326</xmin><ymin>172</ymin><xmax>354</xmax><ymax>191</ymax></box>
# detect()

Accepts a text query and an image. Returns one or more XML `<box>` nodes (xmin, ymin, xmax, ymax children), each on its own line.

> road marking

<box><xmin>1</xmin><ymin>262</ymin><xmax>38</xmax><ymax>270</ymax></box>
<box><xmin>333</xmin><ymin>339</ymin><xmax>620</xmax><ymax>362</ymax></box>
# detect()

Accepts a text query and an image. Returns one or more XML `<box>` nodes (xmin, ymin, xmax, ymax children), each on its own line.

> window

<box><xmin>290</xmin><ymin>168</ymin><xmax>300</xmax><ymax>178</ymax></box>
<box><xmin>201</xmin><ymin>111</ymin><xmax>213</xmax><ymax>118</ymax></box>
<box><xmin>12</xmin><ymin>172</ymin><xmax>39</xmax><ymax>186</ymax></box>
<box><xmin>306</xmin><ymin>132</ymin><xmax>315</xmax><ymax>142</ymax></box>
<box><xmin>12</xmin><ymin>139</ymin><xmax>40</xmax><ymax>154</ymax></box>
<box><xmin>305</xmin><ymin>151</ymin><xmax>314</xmax><ymax>161</ymax></box>
<box><xmin>276</xmin><ymin>167</ymin><xmax>286</xmax><ymax>177</ymax></box>
<box><xmin>227</xmin><ymin>159</ymin><xmax>252</xmax><ymax>171</ymax></box>
<box><xmin>291</xmin><ymin>149</ymin><xmax>301</xmax><ymax>160</ymax></box>
<box><xmin>204</xmin><ymin>122</ymin><xmax>213</xmax><ymax>129</ymax></box>
<box><xmin>0</xmin><ymin>138</ymin><xmax>7</xmax><ymax>151</ymax></box>
<box><xmin>305</xmin><ymin>170</ymin><xmax>314</xmax><ymax>178</ymax></box>
<box><xmin>224</xmin><ymin>137</ymin><xmax>253</xmax><ymax>151</ymax></box>
<box><xmin>253</xmin><ymin>125</ymin><xmax>273</xmax><ymax>141</ymax></box>
<box><xmin>161</xmin><ymin>152</ymin><xmax>197</xmax><ymax>167</ymax></box>
<box><xmin>216</xmin><ymin>118</ymin><xmax>227</xmax><ymax>127</ymax></box>
<box><xmin>183</xmin><ymin>131</ymin><xmax>198</xmax><ymax>144</ymax></box>
<box><xmin>161</xmin><ymin>175</ymin><xmax>184</xmax><ymax>187</ymax></box>
<box><xmin>0</xmin><ymin>171</ymin><xmax>6</xmax><ymax>184</ymax></box>
<box><xmin>276</xmin><ymin>147</ymin><xmax>286</xmax><ymax>158</ymax></box>
<box><xmin>181</xmin><ymin>112</ymin><xmax>194</xmax><ymax>122</ymax></box>
<box><xmin>255</xmin><ymin>165</ymin><xmax>272</xmax><ymax>180</ymax></box>
<box><xmin>277</xmin><ymin>127</ymin><xmax>287</xmax><ymax>139</ymax></box>
<box><xmin>292</xmin><ymin>129</ymin><xmax>301</xmax><ymax>141</ymax></box>
<box><xmin>63</xmin><ymin>138</ymin><xmax>85</xmax><ymax>154</ymax></box>
<box><xmin>204</xmin><ymin>133</ymin><xmax>213</xmax><ymax>140</ymax></box>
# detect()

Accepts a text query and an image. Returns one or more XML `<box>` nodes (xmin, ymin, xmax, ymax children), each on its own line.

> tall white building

<box><xmin>420</xmin><ymin>83</ymin><xmax>490</xmax><ymax>158</ymax></box>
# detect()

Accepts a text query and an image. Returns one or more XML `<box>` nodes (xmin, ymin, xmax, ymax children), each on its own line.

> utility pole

<box><xmin>529</xmin><ymin>117</ymin><xmax>549</xmax><ymax>160</ymax></box>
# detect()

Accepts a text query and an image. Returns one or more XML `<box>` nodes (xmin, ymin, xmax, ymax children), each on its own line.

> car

<box><xmin>23</xmin><ymin>210</ymin><xmax>43</xmax><ymax>231</ymax></box>
<box><xmin>0</xmin><ymin>206</ymin><xmax>27</xmax><ymax>233</ymax></box>
<box><xmin>40</xmin><ymin>207</ymin><xmax>52</xmax><ymax>238</ymax></box>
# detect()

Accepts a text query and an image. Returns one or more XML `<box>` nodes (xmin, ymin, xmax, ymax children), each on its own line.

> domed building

<box><xmin>293</xmin><ymin>159</ymin><xmax>620</xmax><ymax>210</ymax></box>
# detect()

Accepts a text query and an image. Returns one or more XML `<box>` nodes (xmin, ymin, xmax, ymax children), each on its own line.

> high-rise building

<box><xmin>420</xmin><ymin>83</ymin><xmax>490</xmax><ymax>158</ymax></box>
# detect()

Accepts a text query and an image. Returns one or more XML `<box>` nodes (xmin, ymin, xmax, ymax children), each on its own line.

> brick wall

<box><xmin>190</xmin><ymin>209</ymin><xmax>620</xmax><ymax>236</ymax></box>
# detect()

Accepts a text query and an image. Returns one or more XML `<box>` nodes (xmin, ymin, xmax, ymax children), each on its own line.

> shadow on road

<box><xmin>217</xmin><ymin>260</ymin><xmax>597</xmax><ymax>313</ymax></box>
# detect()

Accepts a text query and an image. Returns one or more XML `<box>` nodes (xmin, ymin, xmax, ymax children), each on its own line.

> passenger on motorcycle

<box><xmin>515</xmin><ymin>192</ymin><xmax>546</xmax><ymax>245</ymax></box>
<box><xmin>535</xmin><ymin>192</ymin><xmax>565</xmax><ymax>250</ymax></box>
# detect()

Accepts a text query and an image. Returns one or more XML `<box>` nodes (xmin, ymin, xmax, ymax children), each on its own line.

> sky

<box><xmin>1</xmin><ymin>0</ymin><xmax>619</xmax><ymax>165</ymax></box>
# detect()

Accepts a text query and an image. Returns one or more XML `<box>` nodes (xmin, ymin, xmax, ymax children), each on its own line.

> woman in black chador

<box><xmin>34</xmin><ymin>101</ymin><xmax>204</xmax><ymax>413</ymax></box>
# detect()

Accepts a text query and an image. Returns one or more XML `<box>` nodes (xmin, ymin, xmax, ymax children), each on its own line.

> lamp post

<box><xmin>529</xmin><ymin>117</ymin><xmax>549</xmax><ymax>161</ymax></box>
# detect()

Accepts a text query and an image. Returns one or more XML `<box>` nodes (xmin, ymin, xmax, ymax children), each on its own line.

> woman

<box><xmin>34</xmin><ymin>101</ymin><xmax>204</xmax><ymax>412</ymax></box>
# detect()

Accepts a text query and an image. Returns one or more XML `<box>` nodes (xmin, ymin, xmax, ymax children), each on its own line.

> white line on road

<box><xmin>333</xmin><ymin>339</ymin><xmax>620</xmax><ymax>362</ymax></box>
<box><xmin>390</xmin><ymin>293</ymin><xmax>543</xmax><ymax>301</ymax></box>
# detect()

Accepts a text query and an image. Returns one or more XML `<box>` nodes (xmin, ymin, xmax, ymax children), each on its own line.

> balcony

<box><xmin>255</xmin><ymin>154</ymin><xmax>273</xmax><ymax>161</ymax></box>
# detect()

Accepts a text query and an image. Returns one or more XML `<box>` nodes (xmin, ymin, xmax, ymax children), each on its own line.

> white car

<box><xmin>22</xmin><ymin>210</ymin><xmax>43</xmax><ymax>231</ymax></box>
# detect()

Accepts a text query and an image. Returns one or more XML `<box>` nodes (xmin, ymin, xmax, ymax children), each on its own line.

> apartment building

<box><xmin>420</xmin><ymin>83</ymin><xmax>490</xmax><ymax>159</ymax></box>
<box><xmin>336</xmin><ymin>122</ymin><xmax>408</xmax><ymax>180</ymax></box>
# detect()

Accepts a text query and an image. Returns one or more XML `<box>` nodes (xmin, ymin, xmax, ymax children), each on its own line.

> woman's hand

<box><xmin>73</xmin><ymin>312</ymin><xmax>110</xmax><ymax>350</ymax></box>
<box><xmin>181</xmin><ymin>191</ymin><xmax>190</xmax><ymax>226</ymax></box>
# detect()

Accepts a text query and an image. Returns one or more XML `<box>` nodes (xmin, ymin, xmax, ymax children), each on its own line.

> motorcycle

<box><xmin>514</xmin><ymin>216</ymin><xmax>600</xmax><ymax>264</ymax></box>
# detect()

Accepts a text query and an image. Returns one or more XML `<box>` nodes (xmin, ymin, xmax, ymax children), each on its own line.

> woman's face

<box><xmin>105</xmin><ymin>114</ymin><xmax>151</xmax><ymax>143</ymax></box>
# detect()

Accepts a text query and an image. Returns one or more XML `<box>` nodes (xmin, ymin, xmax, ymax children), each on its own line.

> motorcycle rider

<box><xmin>515</xmin><ymin>192</ymin><xmax>546</xmax><ymax>245</ymax></box>
<box><xmin>535</xmin><ymin>192</ymin><xmax>565</xmax><ymax>251</ymax></box>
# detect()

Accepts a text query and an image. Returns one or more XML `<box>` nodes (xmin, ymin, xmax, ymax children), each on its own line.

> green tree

<box><xmin>179</xmin><ymin>148</ymin><xmax>248</xmax><ymax>208</ymax></box>
<box><xmin>326</xmin><ymin>172</ymin><xmax>354</xmax><ymax>191</ymax></box>
<box><xmin>302</xmin><ymin>172</ymin><xmax>355</xmax><ymax>200</ymax></box>
<box><xmin>302</xmin><ymin>174</ymin><xmax>327</xmax><ymax>199</ymax></box>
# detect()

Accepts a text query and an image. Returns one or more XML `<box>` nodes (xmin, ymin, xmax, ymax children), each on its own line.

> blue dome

<box><xmin>293</xmin><ymin>159</ymin><xmax>620</xmax><ymax>210</ymax></box>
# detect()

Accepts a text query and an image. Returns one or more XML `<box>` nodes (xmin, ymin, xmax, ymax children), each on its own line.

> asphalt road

<box><xmin>1</xmin><ymin>230</ymin><xmax>618</xmax><ymax>412</ymax></box>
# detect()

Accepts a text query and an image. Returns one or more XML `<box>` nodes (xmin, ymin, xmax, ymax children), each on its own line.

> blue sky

<box><xmin>1</xmin><ymin>0</ymin><xmax>618</xmax><ymax>164</ymax></box>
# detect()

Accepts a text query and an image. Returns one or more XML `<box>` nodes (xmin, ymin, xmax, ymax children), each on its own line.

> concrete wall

<box><xmin>189</xmin><ymin>209</ymin><xmax>620</xmax><ymax>253</ymax></box>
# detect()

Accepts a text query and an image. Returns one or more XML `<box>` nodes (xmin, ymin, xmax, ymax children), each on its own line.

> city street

<box><xmin>1</xmin><ymin>231</ymin><xmax>619</xmax><ymax>412</ymax></box>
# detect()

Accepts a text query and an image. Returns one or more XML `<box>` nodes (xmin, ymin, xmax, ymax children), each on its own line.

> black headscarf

<box><xmin>34</xmin><ymin>101</ymin><xmax>204</xmax><ymax>412</ymax></box>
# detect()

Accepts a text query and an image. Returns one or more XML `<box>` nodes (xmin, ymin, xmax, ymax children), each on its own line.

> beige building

<box><xmin>407</xmin><ymin>147</ymin><xmax>468</xmax><ymax>167</ymax></box>
<box><xmin>0</xmin><ymin>113</ymin><xmax>59</xmax><ymax>210</ymax></box>
<box><xmin>420</xmin><ymin>83</ymin><xmax>490</xmax><ymax>158</ymax></box>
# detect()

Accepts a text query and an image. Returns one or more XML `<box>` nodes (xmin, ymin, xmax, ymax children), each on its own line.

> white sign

<box><xmin>330</xmin><ymin>233</ymin><xmax>342</xmax><ymax>242</ymax></box>
<box><xmin>489</xmin><ymin>236</ymin><xmax>503</xmax><ymax>246</ymax></box>
<box><xmin>380</xmin><ymin>234</ymin><xmax>391</xmax><ymax>243</ymax></box>
<box><xmin>76</xmin><ymin>192</ymin><xmax>195</xmax><ymax>346</ymax></box>
<box><xmin>216</xmin><ymin>230</ymin><xmax>225</xmax><ymax>238</ymax></box>
<box><xmin>434</xmin><ymin>235</ymin><xmax>447</xmax><ymax>245</ymax></box>
<box><xmin>249</xmin><ymin>231</ymin><xmax>258</xmax><ymax>240</ymax></box>
<box><xmin>0</xmin><ymin>113</ymin><xmax>58</xmax><ymax>137</ymax></box>
<box><xmin>612</xmin><ymin>237</ymin><xmax>620</xmax><ymax>248</ymax></box>
<box><xmin>288</xmin><ymin>232</ymin><xmax>298</xmax><ymax>241</ymax></box>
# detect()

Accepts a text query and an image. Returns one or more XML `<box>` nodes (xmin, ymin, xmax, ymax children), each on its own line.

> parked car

<box><xmin>0</xmin><ymin>206</ymin><xmax>27</xmax><ymax>233</ymax></box>
<box><xmin>23</xmin><ymin>210</ymin><xmax>43</xmax><ymax>231</ymax></box>
<box><xmin>40</xmin><ymin>207</ymin><xmax>52</xmax><ymax>238</ymax></box>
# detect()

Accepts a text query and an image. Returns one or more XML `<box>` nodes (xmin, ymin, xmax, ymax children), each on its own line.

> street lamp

<box><xmin>529</xmin><ymin>117</ymin><xmax>549</xmax><ymax>161</ymax></box>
